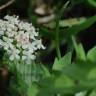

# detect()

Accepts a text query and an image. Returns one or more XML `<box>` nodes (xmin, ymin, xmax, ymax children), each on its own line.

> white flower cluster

<box><xmin>0</xmin><ymin>15</ymin><xmax>45</xmax><ymax>64</ymax></box>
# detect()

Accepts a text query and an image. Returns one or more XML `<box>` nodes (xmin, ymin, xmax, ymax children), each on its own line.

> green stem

<box><xmin>55</xmin><ymin>1</ymin><xmax>70</xmax><ymax>59</ymax></box>
<box><xmin>55</xmin><ymin>19</ymin><xmax>61</xmax><ymax>59</ymax></box>
<box><xmin>71</xmin><ymin>36</ymin><xmax>77</xmax><ymax>49</ymax></box>
<box><xmin>71</xmin><ymin>36</ymin><xmax>78</xmax><ymax>53</ymax></box>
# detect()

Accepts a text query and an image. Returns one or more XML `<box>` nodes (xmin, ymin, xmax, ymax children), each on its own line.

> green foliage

<box><xmin>39</xmin><ymin>15</ymin><xmax>96</xmax><ymax>59</ymax></box>
<box><xmin>72</xmin><ymin>36</ymin><xmax>86</xmax><ymax>61</ymax></box>
<box><xmin>1</xmin><ymin>0</ymin><xmax>96</xmax><ymax>96</ymax></box>
<box><xmin>87</xmin><ymin>46</ymin><xmax>96</xmax><ymax>63</ymax></box>
<box><xmin>63</xmin><ymin>15</ymin><xmax>96</xmax><ymax>39</ymax></box>
<box><xmin>39</xmin><ymin>15</ymin><xmax>96</xmax><ymax>41</ymax></box>
<box><xmin>89</xmin><ymin>90</ymin><xmax>96</xmax><ymax>96</ymax></box>
<box><xmin>53</xmin><ymin>52</ymin><xmax>72</xmax><ymax>70</ymax></box>
<box><xmin>28</xmin><ymin>44</ymin><xmax>96</xmax><ymax>96</ymax></box>
<box><xmin>88</xmin><ymin>0</ymin><xmax>96</xmax><ymax>7</ymax></box>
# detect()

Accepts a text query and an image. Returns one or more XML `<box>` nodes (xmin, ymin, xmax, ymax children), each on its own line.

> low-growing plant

<box><xmin>1</xmin><ymin>1</ymin><xmax>96</xmax><ymax>96</ymax></box>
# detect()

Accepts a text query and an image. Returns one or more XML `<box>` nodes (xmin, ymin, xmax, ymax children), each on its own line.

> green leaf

<box><xmin>89</xmin><ymin>90</ymin><xmax>96</xmax><ymax>96</ymax></box>
<box><xmin>28</xmin><ymin>63</ymin><xmax>96</xmax><ymax>96</ymax></box>
<box><xmin>62</xmin><ymin>63</ymin><xmax>88</xmax><ymax>80</ymax></box>
<box><xmin>72</xmin><ymin>36</ymin><xmax>86</xmax><ymax>60</ymax></box>
<box><xmin>87</xmin><ymin>46</ymin><xmax>96</xmax><ymax>63</ymax></box>
<box><xmin>87</xmin><ymin>68</ymin><xmax>96</xmax><ymax>80</ymax></box>
<box><xmin>43</xmin><ymin>17</ymin><xmax>86</xmax><ymax>29</ymax></box>
<box><xmin>53</xmin><ymin>52</ymin><xmax>72</xmax><ymax>71</ymax></box>
<box><xmin>40</xmin><ymin>64</ymin><xmax>51</xmax><ymax>77</ymax></box>
<box><xmin>54</xmin><ymin>75</ymin><xmax>74</xmax><ymax>88</ymax></box>
<box><xmin>39</xmin><ymin>15</ymin><xmax>96</xmax><ymax>42</ymax></box>
<box><xmin>37</xmin><ymin>75</ymin><xmax>96</xmax><ymax>96</ymax></box>
<box><xmin>53</xmin><ymin>58</ymin><xmax>59</xmax><ymax>70</ymax></box>
<box><xmin>28</xmin><ymin>56</ymin><xmax>96</xmax><ymax>96</ymax></box>
<box><xmin>76</xmin><ymin>44</ymin><xmax>86</xmax><ymax>60</ymax></box>
<box><xmin>28</xmin><ymin>83</ymin><xmax>39</xmax><ymax>96</ymax></box>
<box><xmin>60</xmin><ymin>52</ymin><xmax>72</xmax><ymax>65</ymax></box>
<box><xmin>37</xmin><ymin>75</ymin><xmax>75</xmax><ymax>96</ymax></box>
<box><xmin>59</xmin><ymin>17</ymin><xmax>86</xmax><ymax>27</ymax></box>
<box><xmin>62</xmin><ymin>15</ymin><xmax>96</xmax><ymax>38</ymax></box>
<box><xmin>88</xmin><ymin>0</ymin><xmax>96</xmax><ymax>7</ymax></box>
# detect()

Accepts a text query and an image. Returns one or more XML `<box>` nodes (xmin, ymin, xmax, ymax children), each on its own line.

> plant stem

<box><xmin>71</xmin><ymin>36</ymin><xmax>77</xmax><ymax>49</ymax></box>
<box><xmin>55</xmin><ymin>1</ymin><xmax>70</xmax><ymax>59</ymax></box>
<box><xmin>55</xmin><ymin>19</ymin><xmax>61</xmax><ymax>59</ymax></box>
<box><xmin>71</xmin><ymin>36</ymin><xmax>78</xmax><ymax>54</ymax></box>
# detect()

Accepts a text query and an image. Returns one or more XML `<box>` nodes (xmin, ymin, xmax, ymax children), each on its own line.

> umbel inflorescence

<box><xmin>0</xmin><ymin>15</ymin><xmax>45</xmax><ymax>64</ymax></box>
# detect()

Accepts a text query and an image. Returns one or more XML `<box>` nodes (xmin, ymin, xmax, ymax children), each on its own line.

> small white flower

<box><xmin>8</xmin><ymin>47</ymin><xmax>20</xmax><ymax>61</ymax></box>
<box><xmin>0</xmin><ymin>15</ymin><xmax>45</xmax><ymax>64</ymax></box>
<box><xmin>22</xmin><ymin>50</ymin><xmax>36</xmax><ymax>64</ymax></box>
<box><xmin>29</xmin><ymin>31</ymin><xmax>38</xmax><ymax>40</ymax></box>
<box><xmin>6</xmin><ymin>23</ymin><xmax>15</xmax><ymax>30</ymax></box>
<box><xmin>33</xmin><ymin>39</ymin><xmax>45</xmax><ymax>49</ymax></box>
<box><xmin>3</xmin><ymin>36</ymin><xmax>13</xmax><ymax>50</ymax></box>
<box><xmin>0</xmin><ymin>40</ymin><xmax>4</xmax><ymax>48</ymax></box>
<box><xmin>15</xmin><ymin>31</ymin><xmax>29</xmax><ymax>46</ymax></box>
<box><xmin>4</xmin><ymin>15</ymin><xmax>19</xmax><ymax>25</ymax></box>
<box><xmin>18</xmin><ymin>21</ymin><xmax>32</xmax><ymax>31</ymax></box>
<box><xmin>0</xmin><ymin>30</ymin><xmax>4</xmax><ymax>36</ymax></box>
<box><xmin>6</xmin><ymin>30</ymin><xmax>17</xmax><ymax>37</ymax></box>
<box><xmin>27</xmin><ymin>43</ymin><xmax>36</xmax><ymax>53</ymax></box>
<box><xmin>28</xmin><ymin>27</ymin><xmax>38</xmax><ymax>39</ymax></box>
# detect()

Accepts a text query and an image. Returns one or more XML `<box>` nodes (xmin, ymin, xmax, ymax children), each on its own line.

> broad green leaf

<box><xmin>76</xmin><ymin>44</ymin><xmax>86</xmax><ymax>60</ymax></box>
<box><xmin>79</xmin><ymin>79</ymin><xmax>96</xmax><ymax>89</ymax></box>
<box><xmin>87</xmin><ymin>46</ymin><xmax>96</xmax><ymax>63</ymax></box>
<box><xmin>72</xmin><ymin>36</ymin><xmax>86</xmax><ymax>60</ymax></box>
<box><xmin>37</xmin><ymin>76</ymin><xmax>96</xmax><ymax>96</ymax></box>
<box><xmin>43</xmin><ymin>17</ymin><xmax>86</xmax><ymax>29</ymax></box>
<box><xmin>37</xmin><ymin>75</ymin><xmax>75</xmax><ymax>96</ymax></box>
<box><xmin>54</xmin><ymin>75</ymin><xmax>74</xmax><ymax>88</ymax></box>
<box><xmin>39</xmin><ymin>15</ymin><xmax>96</xmax><ymax>42</ymax></box>
<box><xmin>53</xmin><ymin>52</ymin><xmax>72</xmax><ymax>71</ymax></box>
<box><xmin>89</xmin><ymin>90</ymin><xmax>96</xmax><ymax>96</ymax></box>
<box><xmin>62</xmin><ymin>63</ymin><xmax>88</xmax><ymax>80</ymax></box>
<box><xmin>37</xmin><ymin>63</ymin><xmax>89</xmax><ymax>95</ymax></box>
<box><xmin>40</xmin><ymin>64</ymin><xmax>51</xmax><ymax>77</ymax></box>
<box><xmin>59</xmin><ymin>52</ymin><xmax>72</xmax><ymax>66</ymax></box>
<box><xmin>62</xmin><ymin>15</ymin><xmax>96</xmax><ymax>38</ymax></box>
<box><xmin>53</xmin><ymin>58</ymin><xmax>59</xmax><ymax>70</ymax></box>
<box><xmin>62</xmin><ymin>59</ymin><xmax>96</xmax><ymax>80</ymax></box>
<box><xmin>59</xmin><ymin>17</ymin><xmax>86</xmax><ymax>27</ymax></box>
<box><xmin>87</xmin><ymin>68</ymin><xmax>96</xmax><ymax>80</ymax></box>
<box><xmin>28</xmin><ymin>83</ymin><xmax>39</xmax><ymax>96</ymax></box>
